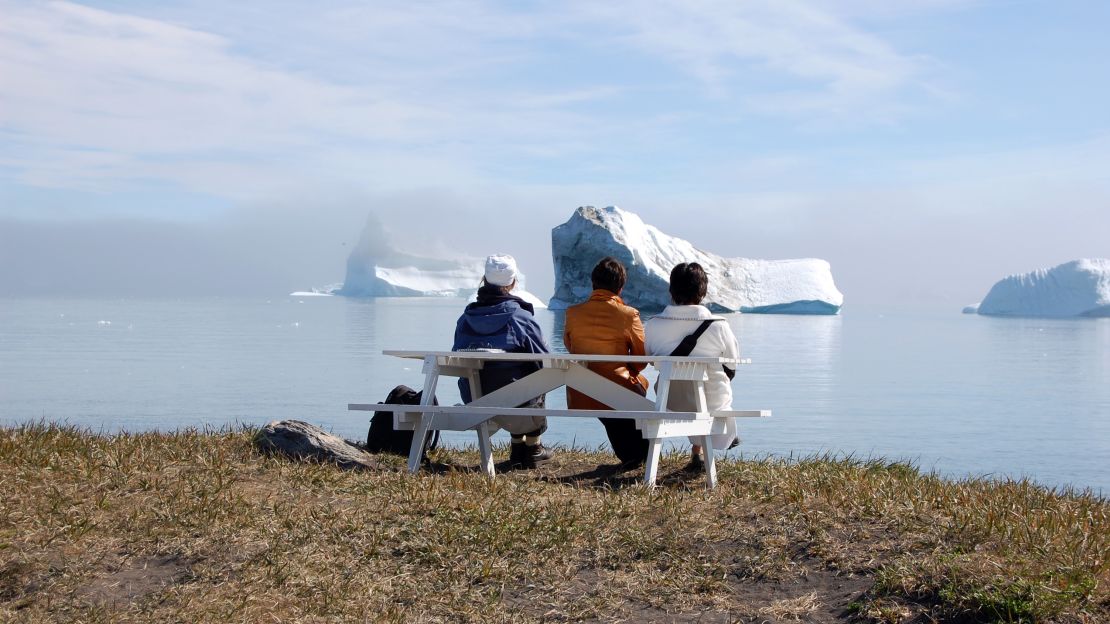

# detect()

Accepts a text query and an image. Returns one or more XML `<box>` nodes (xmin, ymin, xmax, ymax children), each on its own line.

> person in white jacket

<box><xmin>644</xmin><ymin>262</ymin><xmax>741</xmax><ymax>472</ymax></box>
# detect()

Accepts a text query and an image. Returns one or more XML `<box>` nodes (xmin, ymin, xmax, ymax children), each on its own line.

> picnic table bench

<box><xmin>349</xmin><ymin>350</ymin><xmax>770</xmax><ymax>488</ymax></box>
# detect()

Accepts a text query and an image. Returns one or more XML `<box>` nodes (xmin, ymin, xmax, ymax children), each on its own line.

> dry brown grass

<box><xmin>758</xmin><ymin>591</ymin><xmax>821</xmax><ymax>620</ymax></box>
<box><xmin>0</xmin><ymin>423</ymin><xmax>1106</xmax><ymax>623</ymax></box>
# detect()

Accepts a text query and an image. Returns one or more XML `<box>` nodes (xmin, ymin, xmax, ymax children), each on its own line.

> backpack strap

<box><xmin>668</xmin><ymin>319</ymin><xmax>717</xmax><ymax>357</ymax></box>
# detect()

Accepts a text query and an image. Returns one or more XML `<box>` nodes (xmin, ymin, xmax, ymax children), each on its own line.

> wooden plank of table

<box><xmin>711</xmin><ymin>410</ymin><xmax>772</xmax><ymax>418</ymax></box>
<box><xmin>349</xmin><ymin>403</ymin><xmax>704</xmax><ymax>421</ymax></box>
<box><xmin>349</xmin><ymin>405</ymin><xmax>771</xmax><ymax>419</ymax></box>
<box><xmin>383</xmin><ymin>350</ymin><xmax>751</xmax><ymax>365</ymax></box>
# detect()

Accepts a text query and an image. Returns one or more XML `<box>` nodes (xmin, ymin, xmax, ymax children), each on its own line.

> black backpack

<box><xmin>366</xmin><ymin>385</ymin><xmax>441</xmax><ymax>458</ymax></box>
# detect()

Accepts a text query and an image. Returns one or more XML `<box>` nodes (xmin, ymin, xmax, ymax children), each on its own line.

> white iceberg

<box><xmin>335</xmin><ymin>217</ymin><xmax>545</xmax><ymax>307</ymax></box>
<box><xmin>550</xmin><ymin>206</ymin><xmax>843</xmax><ymax>314</ymax></box>
<box><xmin>972</xmin><ymin>259</ymin><xmax>1110</xmax><ymax>318</ymax></box>
<box><xmin>290</xmin><ymin>285</ymin><xmax>340</xmax><ymax>297</ymax></box>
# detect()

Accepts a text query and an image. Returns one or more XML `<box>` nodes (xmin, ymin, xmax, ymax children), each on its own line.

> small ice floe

<box><xmin>962</xmin><ymin>303</ymin><xmax>980</xmax><ymax>314</ymax></box>
<box><xmin>98</xmin><ymin>320</ymin><xmax>111</xmax><ymax>326</ymax></box>
<box><xmin>291</xmin><ymin>322</ymin><xmax>300</xmax><ymax>327</ymax></box>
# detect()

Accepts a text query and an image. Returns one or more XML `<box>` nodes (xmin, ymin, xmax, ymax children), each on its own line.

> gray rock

<box><xmin>255</xmin><ymin>420</ymin><xmax>382</xmax><ymax>470</ymax></box>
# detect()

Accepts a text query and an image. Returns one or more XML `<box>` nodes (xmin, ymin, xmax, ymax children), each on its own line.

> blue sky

<box><xmin>1</xmin><ymin>0</ymin><xmax>1108</xmax><ymax>302</ymax></box>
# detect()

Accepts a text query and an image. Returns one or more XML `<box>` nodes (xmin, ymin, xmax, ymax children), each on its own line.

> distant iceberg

<box><xmin>971</xmin><ymin>259</ymin><xmax>1110</xmax><ymax>318</ymax></box>
<box><xmin>333</xmin><ymin>217</ymin><xmax>545</xmax><ymax>307</ymax></box>
<box><xmin>290</xmin><ymin>285</ymin><xmax>340</xmax><ymax>297</ymax></box>
<box><xmin>550</xmin><ymin>206</ymin><xmax>844</xmax><ymax>314</ymax></box>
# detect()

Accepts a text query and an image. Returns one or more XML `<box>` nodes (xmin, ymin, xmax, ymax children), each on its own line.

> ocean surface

<box><xmin>2</xmin><ymin>296</ymin><xmax>1108</xmax><ymax>492</ymax></box>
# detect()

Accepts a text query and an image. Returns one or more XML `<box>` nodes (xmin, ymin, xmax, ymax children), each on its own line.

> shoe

<box><xmin>508</xmin><ymin>442</ymin><xmax>553</xmax><ymax>469</ymax></box>
<box><xmin>616</xmin><ymin>457</ymin><xmax>644</xmax><ymax>473</ymax></box>
<box><xmin>681</xmin><ymin>454</ymin><xmax>705</xmax><ymax>474</ymax></box>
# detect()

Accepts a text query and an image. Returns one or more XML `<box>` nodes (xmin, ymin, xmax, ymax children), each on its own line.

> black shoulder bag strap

<box><xmin>669</xmin><ymin>319</ymin><xmax>736</xmax><ymax>380</ymax></box>
<box><xmin>668</xmin><ymin>319</ymin><xmax>716</xmax><ymax>357</ymax></box>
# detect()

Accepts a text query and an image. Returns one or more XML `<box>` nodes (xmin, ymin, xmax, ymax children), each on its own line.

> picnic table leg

<box><xmin>644</xmin><ymin>437</ymin><xmax>663</xmax><ymax>487</ymax></box>
<box><xmin>465</xmin><ymin>370</ymin><xmax>495</xmax><ymax>477</ymax></box>
<box><xmin>476</xmin><ymin>421</ymin><xmax>495</xmax><ymax>477</ymax></box>
<box><xmin>654</xmin><ymin>362</ymin><xmax>673</xmax><ymax>410</ymax></box>
<box><xmin>642</xmin><ymin>362</ymin><xmax>673</xmax><ymax>488</ymax></box>
<box><xmin>694</xmin><ymin>382</ymin><xmax>716</xmax><ymax>488</ymax></box>
<box><xmin>407</xmin><ymin>360</ymin><xmax>440</xmax><ymax>474</ymax></box>
<box><xmin>701</xmin><ymin>437</ymin><xmax>717</xmax><ymax>489</ymax></box>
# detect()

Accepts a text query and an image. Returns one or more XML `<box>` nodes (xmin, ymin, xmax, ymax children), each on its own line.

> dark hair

<box><xmin>669</xmin><ymin>263</ymin><xmax>708</xmax><ymax>305</ymax></box>
<box><xmin>591</xmin><ymin>257</ymin><xmax>627</xmax><ymax>293</ymax></box>
<box><xmin>479</xmin><ymin>277</ymin><xmax>515</xmax><ymax>295</ymax></box>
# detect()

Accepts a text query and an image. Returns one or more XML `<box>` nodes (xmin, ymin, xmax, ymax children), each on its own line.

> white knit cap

<box><xmin>484</xmin><ymin>254</ymin><xmax>518</xmax><ymax>287</ymax></box>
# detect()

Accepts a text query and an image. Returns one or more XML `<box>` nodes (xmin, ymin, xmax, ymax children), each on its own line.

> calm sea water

<box><xmin>2</xmin><ymin>296</ymin><xmax>1108</xmax><ymax>492</ymax></box>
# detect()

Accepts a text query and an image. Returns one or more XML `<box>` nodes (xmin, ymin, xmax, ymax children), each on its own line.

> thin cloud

<box><xmin>0</xmin><ymin>0</ymin><xmax>950</xmax><ymax>206</ymax></box>
<box><xmin>578</xmin><ymin>0</ymin><xmax>935</xmax><ymax>114</ymax></box>
<box><xmin>0</xmin><ymin>2</ymin><xmax>613</xmax><ymax>200</ymax></box>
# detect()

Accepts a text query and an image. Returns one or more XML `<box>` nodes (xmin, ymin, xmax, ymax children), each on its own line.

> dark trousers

<box><xmin>600</xmin><ymin>417</ymin><xmax>648</xmax><ymax>465</ymax></box>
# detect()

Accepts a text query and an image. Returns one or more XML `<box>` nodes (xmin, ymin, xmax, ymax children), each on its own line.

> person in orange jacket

<box><xmin>563</xmin><ymin>257</ymin><xmax>651</xmax><ymax>468</ymax></box>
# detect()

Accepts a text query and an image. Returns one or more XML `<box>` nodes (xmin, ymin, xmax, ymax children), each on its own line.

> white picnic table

<box><xmin>349</xmin><ymin>350</ymin><xmax>770</xmax><ymax>488</ymax></box>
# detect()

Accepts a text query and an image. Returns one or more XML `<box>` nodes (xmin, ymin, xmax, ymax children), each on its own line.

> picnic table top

<box><xmin>383</xmin><ymin>349</ymin><xmax>750</xmax><ymax>365</ymax></box>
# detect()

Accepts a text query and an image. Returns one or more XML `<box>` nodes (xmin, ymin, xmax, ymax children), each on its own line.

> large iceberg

<box><xmin>550</xmin><ymin>206</ymin><xmax>844</xmax><ymax>314</ymax></box>
<box><xmin>973</xmin><ymin>259</ymin><xmax>1110</xmax><ymax>318</ymax></box>
<box><xmin>335</xmin><ymin>217</ymin><xmax>545</xmax><ymax>307</ymax></box>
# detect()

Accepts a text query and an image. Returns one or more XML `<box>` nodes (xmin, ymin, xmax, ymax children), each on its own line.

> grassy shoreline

<box><xmin>1</xmin><ymin>424</ymin><xmax>1106</xmax><ymax>623</ymax></box>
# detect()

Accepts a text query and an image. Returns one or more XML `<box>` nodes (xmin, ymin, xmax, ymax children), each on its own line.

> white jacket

<box><xmin>644</xmin><ymin>305</ymin><xmax>740</xmax><ymax>450</ymax></box>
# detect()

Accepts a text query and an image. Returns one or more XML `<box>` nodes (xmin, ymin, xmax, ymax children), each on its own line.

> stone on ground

<box><xmin>255</xmin><ymin>420</ymin><xmax>382</xmax><ymax>470</ymax></box>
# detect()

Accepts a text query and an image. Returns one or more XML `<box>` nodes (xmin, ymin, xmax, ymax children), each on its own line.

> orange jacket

<box><xmin>563</xmin><ymin>289</ymin><xmax>649</xmax><ymax>410</ymax></box>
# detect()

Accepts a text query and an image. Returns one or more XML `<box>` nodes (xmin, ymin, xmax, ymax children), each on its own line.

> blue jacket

<box><xmin>452</xmin><ymin>287</ymin><xmax>549</xmax><ymax>403</ymax></box>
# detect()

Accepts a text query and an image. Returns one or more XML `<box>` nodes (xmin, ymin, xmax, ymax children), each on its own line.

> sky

<box><xmin>1</xmin><ymin>0</ymin><xmax>1108</xmax><ymax>305</ymax></box>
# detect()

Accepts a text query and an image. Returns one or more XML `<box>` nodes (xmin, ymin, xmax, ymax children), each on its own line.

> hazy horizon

<box><xmin>2</xmin><ymin>1</ymin><xmax>1108</xmax><ymax>305</ymax></box>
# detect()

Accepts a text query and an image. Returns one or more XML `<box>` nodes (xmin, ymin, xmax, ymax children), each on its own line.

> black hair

<box><xmin>669</xmin><ymin>263</ymin><xmax>708</xmax><ymax>305</ymax></box>
<box><xmin>590</xmin><ymin>256</ymin><xmax>627</xmax><ymax>293</ymax></box>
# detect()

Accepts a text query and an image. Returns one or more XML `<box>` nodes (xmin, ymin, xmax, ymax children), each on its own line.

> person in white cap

<box><xmin>452</xmin><ymin>254</ymin><xmax>553</xmax><ymax>468</ymax></box>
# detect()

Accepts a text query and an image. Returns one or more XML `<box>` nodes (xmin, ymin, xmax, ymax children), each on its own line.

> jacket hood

<box><xmin>460</xmin><ymin>298</ymin><xmax>532</xmax><ymax>336</ymax></box>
